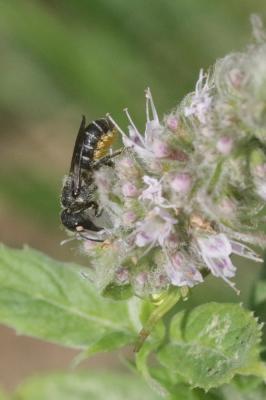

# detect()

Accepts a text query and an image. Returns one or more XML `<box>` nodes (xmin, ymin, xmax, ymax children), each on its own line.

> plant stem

<box><xmin>134</xmin><ymin>286</ymin><xmax>184</xmax><ymax>352</ymax></box>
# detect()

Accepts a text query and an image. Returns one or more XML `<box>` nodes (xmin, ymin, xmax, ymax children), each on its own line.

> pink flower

<box><xmin>230</xmin><ymin>241</ymin><xmax>262</xmax><ymax>262</ymax></box>
<box><xmin>152</xmin><ymin>139</ymin><xmax>171</xmax><ymax>158</ymax></box>
<box><xmin>165</xmin><ymin>253</ymin><xmax>203</xmax><ymax>287</ymax></box>
<box><xmin>165</xmin><ymin>115</ymin><xmax>179</xmax><ymax>132</ymax></box>
<box><xmin>123</xmin><ymin>210</ymin><xmax>137</xmax><ymax>225</ymax></box>
<box><xmin>116</xmin><ymin>88</ymin><xmax>163</xmax><ymax>163</ymax></box>
<box><xmin>197</xmin><ymin>233</ymin><xmax>262</xmax><ymax>291</ymax></box>
<box><xmin>184</xmin><ymin>70</ymin><xmax>213</xmax><ymax>125</ymax></box>
<box><xmin>122</xmin><ymin>182</ymin><xmax>139</xmax><ymax>197</ymax></box>
<box><xmin>115</xmin><ymin>268</ymin><xmax>130</xmax><ymax>284</ymax></box>
<box><xmin>139</xmin><ymin>176</ymin><xmax>166</xmax><ymax>206</ymax></box>
<box><xmin>170</xmin><ymin>173</ymin><xmax>192</xmax><ymax>193</ymax></box>
<box><xmin>135</xmin><ymin>272</ymin><xmax>149</xmax><ymax>289</ymax></box>
<box><xmin>135</xmin><ymin>207</ymin><xmax>177</xmax><ymax>248</ymax></box>
<box><xmin>197</xmin><ymin>234</ymin><xmax>237</xmax><ymax>290</ymax></box>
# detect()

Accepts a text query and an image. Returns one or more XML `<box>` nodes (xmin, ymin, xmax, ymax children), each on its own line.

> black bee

<box><xmin>61</xmin><ymin>116</ymin><xmax>120</xmax><ymax>242</ymax></box>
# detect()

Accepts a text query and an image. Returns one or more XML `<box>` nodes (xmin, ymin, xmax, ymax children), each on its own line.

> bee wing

<box><xmin>70</xmin><ymin>115</ymin><xmax>86</xmax><ymax>195</ymax></box>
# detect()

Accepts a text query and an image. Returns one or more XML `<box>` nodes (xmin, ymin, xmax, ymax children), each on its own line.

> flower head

<box><xmin>81</xmin><ymin>21</ymin><xmax>266</xmax><ymax>299</ymax></box>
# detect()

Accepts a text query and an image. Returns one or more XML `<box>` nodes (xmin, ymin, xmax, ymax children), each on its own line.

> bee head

<box><xmin>60</xmin><ymin>209</ymin><xmax>102</xmax><ymax>232</ymax></box>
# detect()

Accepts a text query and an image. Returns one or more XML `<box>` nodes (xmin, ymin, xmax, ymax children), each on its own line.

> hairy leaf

<box><xmin>165</xmin><ymin>377</ymin><xmax>266</xmax><ymax>400</ymax></box>
<box><xmin>12</xmin><ymin>371</ymin><xmax>161</xmax><ymax>400</ymax></box>
<box><xmin>136</xmin><ymin>341</ymin><xmax>168</xmax><ymax>397</ymax></box>
<box><xmin>167</xmin><ymin>386</ymin><xmax>221</xmax><ymax>400</ymax></box>
<box><xmin>0</xmin><ymin>245</ymin><xmax>135</xmax><ymax>351</ymax></box>
<box><xmin>158</xmin><ymin>303</ymin><xmax>264</xmax><ymax>390</ymax></box>
<box><xmin>217</xmin><ymin>376</ymin><xmax>266</xmax><ymax>400</ymax></box>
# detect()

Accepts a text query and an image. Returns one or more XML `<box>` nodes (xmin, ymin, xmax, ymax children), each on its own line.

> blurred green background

<box><xmin>0</xmin><ymin>0</ymin><xmax>266</xmax><ymax>392</ymax></box>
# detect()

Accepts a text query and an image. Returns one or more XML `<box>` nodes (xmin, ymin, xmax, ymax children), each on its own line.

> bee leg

<box><xmin>86</xmin><ymin>201</ymin><xmax>103</xmax><ymax>217</ymax></box>
<box><xmin>92</xmin><ymin>148</ymin><xmax>124</xmax><ymax>169</ymax></box>
<box><xmin>95</xmin><ymin>207</ymin><xmax>103</xmax><ymax>217</ymax></box>
<box><xmin>87</xmin><ymin>201</ymin><xmax>99</xmax><ymax>215</ymax></box>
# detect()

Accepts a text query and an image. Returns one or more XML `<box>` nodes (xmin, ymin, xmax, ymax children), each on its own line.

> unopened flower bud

<box><xmin>135</xmin><ymin>272</ymin><xmax>148</xmax><ymax>286</ymax></box>
<box><xmin>123</xmin><ymin>210</ymin><xmax>137</xmax><ymax>225</ymax></box>
<box><xmin>228</xmin><ymin>68</ymin><xmax>246</xmax><ymax>89</ymax></box>
<box><xmin>170</xmin><ymin>173</ymin><xmax>192</xmax><ymax>193</ymax></box>
<box><xmin>166</xmin><ymin>115</ymin><xmax>179</xmax><ymax>131</ymax></box>
<box><xmin>152</xmin><ymin>139</ymin><xmax>171</xmax><ymax>158</ymax></box>
<box><xmin>115</xmin><ymin>268</ymin><xmax>130</xmax><ymax>284</ymax></box>
<box><xmin>216</xmin><ymin>136</ymin><xmax>233</xmax><ymax>154</ymax></box>
<box><xmin>122</xmin><ymin>182</ymin><xmax>139</xmax><ymax>197</ymax></box>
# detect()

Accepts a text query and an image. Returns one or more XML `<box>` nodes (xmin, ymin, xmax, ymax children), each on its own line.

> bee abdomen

<box><xmin>81</xmin><ymin>118</ymin><xmax>116</xmax><ymax>166</ymax></box>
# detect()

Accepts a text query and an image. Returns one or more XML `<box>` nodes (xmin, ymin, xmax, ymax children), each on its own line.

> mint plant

<box><xmin>0</xmin><ymin>15</ymin><xmax>265</xmax><ymax>399</ymax></box>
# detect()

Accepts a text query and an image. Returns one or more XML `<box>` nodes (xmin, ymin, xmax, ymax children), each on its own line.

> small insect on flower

<box><xmin>60</xmin><ymin>116</ymin><xmax>122</xmax><ymax>242</ymax></box>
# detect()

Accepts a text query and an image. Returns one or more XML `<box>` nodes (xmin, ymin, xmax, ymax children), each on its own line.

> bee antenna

<box><xmin>60</xmin><ymin>236</ymin><xmax>76</xmax><ymax>246</ymax></box>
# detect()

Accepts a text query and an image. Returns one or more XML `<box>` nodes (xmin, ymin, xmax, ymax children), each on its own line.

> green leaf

<box><xmin>164</xmin><ymin>376</ymin><xmax>266</xmax><ymax>400</ymax></box>
<box><xmin>151</xmin><ymin>368</ymin><xmax>266</xmax><ymax>400</ymax></box>
<box><xmin>12</xmin><ymin>371</ymin><xmax>162</xmax><ymax>400</ymax></box>
<box><xmin>136</xmin><ymin>341</ymin><xmax>167</xmax><ymax>397</ymax></box>
<box><xmin>167</xmin><ymin>386</ymin><xmax>221</xmax><ymax>400</ymax></box>
<box><xmin>139</xmin><ymin>351</ymin><xmax>223</xmax><ymax>399</ymax></box>
<box><xmin>157</xmin><ymin>303</ymin><xmax>264</xmax><ymax>390</ymax></box>
<box><xmin>217</xmin><ymin>376</ymin><xmax>266</xmax><ymax>400</ymax></box>
<box><xmin>0</xmin><ymin>245</ymin><xmax>135</xmax><ymax>351</ymax></box>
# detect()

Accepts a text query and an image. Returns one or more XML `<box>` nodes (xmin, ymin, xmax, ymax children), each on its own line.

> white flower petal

<box><xmin>165</xmin><ymin>253</ymin><xmax>203</xmax><ymax>287</ymax></box>
<box><xmin>231</xmin><ymin>241</ymin><xmax>263</xmax><ymax>262</ymax></box>
<box><xmin>197</xmin><ymin>234</ymin><xmax>232</xmax><ymax>258</ymax></box>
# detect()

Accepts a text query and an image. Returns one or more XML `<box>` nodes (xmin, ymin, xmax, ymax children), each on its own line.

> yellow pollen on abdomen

<box><xmin>93</xmin><ymin>130</ymin><xmax>116</xmax><ymax>160</ymax></box>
